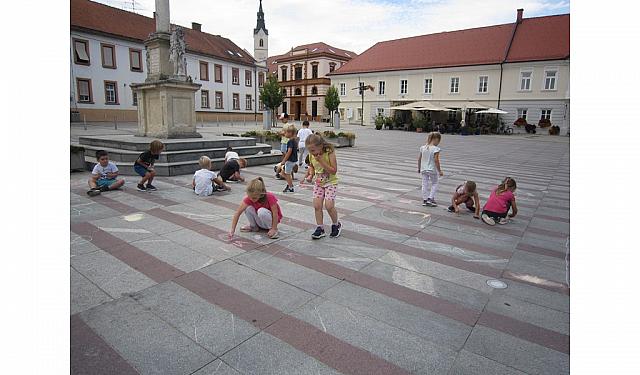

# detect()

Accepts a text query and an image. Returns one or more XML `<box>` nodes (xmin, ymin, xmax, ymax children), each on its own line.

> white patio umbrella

<box><xmin>475</xmin><ymin>108</ymin><xmax>508</xmax><ymax>114</ymax></box>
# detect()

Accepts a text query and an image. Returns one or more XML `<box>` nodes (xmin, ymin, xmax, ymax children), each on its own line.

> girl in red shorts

<box><xmin>304</xmin><ymin>134</ymin><xmax>341</xmax><ymax>239</ymax></box>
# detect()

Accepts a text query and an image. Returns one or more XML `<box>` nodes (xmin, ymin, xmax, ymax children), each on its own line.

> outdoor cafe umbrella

<box><xmin>475</xmin><ymin>108</ymin><xmax>508</xmax><ymax>114</ymax></box>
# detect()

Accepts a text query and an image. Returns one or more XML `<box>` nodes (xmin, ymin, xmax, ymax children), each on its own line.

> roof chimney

<box><xmin>192</xmin><ymin>22</ymin><xmax>201</xmax><ymax>31</ymax></box>
<box><xmin>516</xmin><ymin>8</ymin><xmax>524</xmax><ymax>24</ymax></box>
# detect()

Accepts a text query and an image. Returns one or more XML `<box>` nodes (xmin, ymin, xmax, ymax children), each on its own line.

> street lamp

<box><xmin>351</xmin><ymin>81</ymin><xmax>374</xmax><ymax>126</ymax></box>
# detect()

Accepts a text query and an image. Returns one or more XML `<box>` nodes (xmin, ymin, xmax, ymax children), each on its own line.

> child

<box><xmin>481</xmin><ymin>177</ymin><xmax>518</xmax><ymax>226</ymax></box>
<box><xmin>87</xmin><ymin>150</ymin><xmax>125</xmax><ymax>196</ymax></box>
<box><xmin>134</xmin><ymin>140</ymin><xmax>164</xmax><ymax>191</ymax></box>
<box><xmin>274</xmin><ymin>162</ymin><xmax>297</xmax><ymax>180</ymax></box>
<box><xmin>447</xmin><ymin>181</ymin><xmax>480</xmax><ymax>219</ymax></box>
<box><xmin>192</xmin><ymin>156</ymin><xmax>229</xmax><ymax>196</ymax></box>
<box><xmin>417</xmin><ymin>132</ymin><xmax>443</xmax><ymax>207</ymax></box>
<box><xmin>224</xmin><ymin>146</ymin><xmax>239</xmax><ymax>162</ymax></box>
<box><xmin>304</xmin><ymin>134</ymin><xmax>341</xmax><ymax>239</ymax></box>
<box><xmin>219</xmin><ymin>157</ymin><xmax>247</xmax><ymax>182</ymax></box>
<box><xmin>297</xmin><ymin>120</ymin><xmax>313</xmax><ymax>167</ymax></box>
<box><xmin>280</xmin><ymin>124</ymin><xmax>298</xmax><ymax>193</ymax></box>
<box><xmin>279</xmin><ymin>128</ymin><xmax>289</xmax><ymax>153</ymax></box>
<box><xmin>228</xmin><ymin>177</ymin><xmax>281</xmax><ymax>239</ymax></box>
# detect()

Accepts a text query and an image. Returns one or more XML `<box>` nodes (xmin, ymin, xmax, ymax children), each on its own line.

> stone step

<box><xmin>78</xmin><ymin>135</ymin><xmax>257</xmax><ymax>151</ymax></box>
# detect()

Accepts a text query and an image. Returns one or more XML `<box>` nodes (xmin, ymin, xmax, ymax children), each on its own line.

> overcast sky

<box><xmin>96</xmin><ymin>0</ymin><xmax>569</xmax><ymax>56</ymax></box>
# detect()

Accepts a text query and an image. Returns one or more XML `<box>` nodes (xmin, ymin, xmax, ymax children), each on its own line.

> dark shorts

<box><xmin>134</xmin><ymin>164</ymin><xmax>150</xmax><ymax>177</ymax></box>
<box><xmin>482</xmin><ymin>201</ymin><xmax>511</xmax><ymax>220</ymax></box>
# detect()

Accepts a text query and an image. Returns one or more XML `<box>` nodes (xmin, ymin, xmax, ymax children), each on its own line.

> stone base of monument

<box><xmin>75</xmin><ymin>135</ymin><xmax>281</xmax><ymax>176</ymax></box>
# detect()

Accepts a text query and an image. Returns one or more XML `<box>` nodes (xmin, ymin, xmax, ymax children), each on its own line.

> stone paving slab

<box><xmin>448</xmin><ymin>350</ymin><xmax>527</xmax><ymax>375</ymax></box>
<box><xmin>191</xmin><ymin>360</ymin><xmax>242</xmax><ymax>375</ymax></box>
<box><xmin>70</xmin><ymin>267</ymin><xmax>113</xmax><ymax>315</ymax></box>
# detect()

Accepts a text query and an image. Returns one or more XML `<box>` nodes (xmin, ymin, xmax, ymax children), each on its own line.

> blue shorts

<box><xmin>280</xmin><ymin>143</ymin><xmax>287</xmax><ymax>153</ymax></box>
<box><xmin>97</xmin><ymin>178</ymin><xmax>117</xmax><ymax>187</ymax></box>
<box><xmin>134</xmin><ymin>164</ymin><xmax>151</xmax><ymax>177</ymax></box>
<box><xmin>284</xmin><ymin>161</ymin><xmax>296</xmax><ymax>174</ymax></box>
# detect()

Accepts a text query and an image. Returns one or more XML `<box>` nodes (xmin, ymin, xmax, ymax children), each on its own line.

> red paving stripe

<box><xmin>478</xmin><ymin>311</ymin><xmax>570</xmax><ymax>354</ymax></box>
<box><xmin>412</xmin><ymin>231</ymin><xmax>513</xmax><ymax>259</ymax></box>
<box><xmin>533</xmin><ymin>214</ymin><xmax>570</xmax><ymax>223</ymax></box>
<box><xmin>71</xmin><ymin>189</ymin><xmax>140</xmax><ymax>215</ymax></box>
<box><xmin>71</xmin><ymin>314</ymin><xmax>139</xmax><ymax>375</ymax></box>
<box><xmin>516</xmin><ymin>243</ymin><xmax>566</xmax><ymax>260</ymax></box>
<box><xmin>175</xmin><ymin>271</ymin><xmax>411</xmax><ymax>375</ymax></box>
<box><xmin>120</xmin><ymin>187</ymin><xmax>180</xmax><ymax>207</ymax></box>
<box><xmin>70</xmin><ymin>222</ymin><xmax>184</xmax><ymax>283</ymax></box>
<box><xmin>525</xmin><ymin>226</ymin><xmax>569</xmax><ymax>239</ymax></box>
<box><xmin>538</xmin><ymin>204</ymin><xmax>570</xmax><ymax>211</ymax></box>
<box><xmin>502</xmin><ymin>270</ymin><xmax>570</xmax><ymax>296</ymax></box>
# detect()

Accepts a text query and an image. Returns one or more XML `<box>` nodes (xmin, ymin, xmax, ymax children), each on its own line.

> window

<box><xmin>312</xmin><ymin>100</ymin><xmax>318</xmax><ymax>117</ymax></box>
<box><xmin>258</xmin><ymin>72</ymin><xmax>264</xmax><ymax>87</ymax></box>
<box><xmin>339</xmin><ymin>83</ymin><xmax>346</xmax><ymax>96</ymax></box>
<box><xmin>200</xmin><ymin>61</ymin><xmax>209</xmax><ymax>81</ymax></box>
<box><xmin>129</xmin><ymin>48</ymin><xmax>142</xmax><ymax>72</ymax></box>
<box><xmin>357</xmin><ymin>108</ymin><xmax>363</xmax><ymax>120</ymax></box>
<box><xmin>259</xmin><ymin>39</ymin><xmax>264</xmax><ymax>47</ymax></box>
<box><xmin>232</xmin><ymin>68</ymin><xmax>239</xmax><ymax>85</ymax></box>
<box><xmin>544</xmin><ymin>69</ymin><xmax>557</xmax><ymax>90</ymax></box>
<box><xmin>215</xmin><ymin>91</ymin><xmax>223</xmax><ymax>109</ymax></box>
<box><xmin>282</xmin><ymin>101</ymin><xmax>287</xmax><ymax>115</ymax></box>
<box><xmin>424</xmin><ymin>78</ymin><xmax>432</xmax><ymax>94</ymax></box>
<box><xmin>281</xmin><ymin>88</ymin><xmax>287</xmax><ymax>96</ymax></box>
<box><xmin>329</xmin><ymin>63</ymin><xmax>336</xmax><ymax>72</ymax></box>
<box><xmin>478</xmin><ymin>76</ymin><xmax>488</xmax><ymax>93</ymax></box>
<box><xmin>339</xmin><ymin>108</ymin><xmax>345</xmax><ymax>119</ymax></box>
<box><xmin>132</xmin><ymin>92</ymin><xmax>138</xmax><ymax>106</ymax></box>
<box><xmin>73</xmin><ymin>38</ymin><xmax>90</xmax><ymax>65</ymax></box>
<box><xmin>245</xmin><ymin>70</ymin><xmax>252</xmax><ymax>86</ymax></box>
<box><xmin>281</xmin><ymin>67</ymin><xmax>287</xmax><ymax>81</ymax></box>
<box><xmin>517</xmin><ymin>108</ymin><xmax>528</xmax><ymax>121</ymax></box>
<box><xmin>294</xmin><ymin>87</ymin><xmax>301</xmax><ymax>96</ymax></box>
<box><xmin>377</xmin><ymin>108</ymin><xmax>385</xmax><ymax>116</ymax></box>
<box><xmin>448</xmin><ymin>110</ymin><xmax>457</xmax><ymax>121</ymax></box>
<box><xmin>104</xmin><ymin>81</ymin><xmax>118</xmax><ymax>104</ymax></box>
<box><xmin>101</xmin><ymin>43</ymin><xmax>116</xmax><ymax>69</ymax></box>
<box><xmin>400</xmin><ymin>79</ymin><xmax>408</xmax><ymax>94</ymax></box>
<box><xmin>201</xmin><ymin>90</ymin><xmax>209</xmax><ymax>108</ymax></box>
<box><xmin>520</xmin><ymin>70</ymin><xmax>532</xmax><ymax>91</ymax></box>
<box><xmin>246</xmin><ymin>95</ymin><xmax>252</xmax><ymax>110</ymax></box>
<box><xmin>259</xmin><ymin>99</ymin><xmax>264</xmax><ymax>111</ymax></box>
<box><xmin>214</xmin><ymin>64</ymin><xmax>222</xmax><ymax>82</ymax></box>
<box><xmin>76</xmin><ymin>78</ymin><xmax>92</xmax><ymax>103</ymax></box>
<box><xmin>311</xmin><ymin>86</ymin><xmax>318</xmax><ymax>95</ymax></box>
<box><xmin>449</xmin><ymin>77</ymin><xmax>460</xmax><ymax>93</ymax></box>
<box><xmin>312</xmin><ymin>64</ymin><xmax>318</xmax><ymax>79</ymax></box>
<box><xmin>294</xmin><ymin>66</ymin><xmax>303</xmax><ymax>80</ymax></box>
<box><xmin>233</xmin><ymin>93</ymin><xmax>240</xmax><ymax>109</ymax></box>
<box><xmin>378</xmin><ymin>81</ymin><xmax>385</xmax><ymax>95</ymax></box>
<box><xmin>540</xmin><ymin>109</ymin><xmax>552</xmax><ymax>120</ymax></box>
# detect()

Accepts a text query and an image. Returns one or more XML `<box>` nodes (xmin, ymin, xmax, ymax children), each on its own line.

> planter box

<box><xmin>327</xmin><ymin>137</ymin><xmax>351</xmax><ymax>148</ymax></box>
<box><xmin>70</xmin><ymin>149</ymin><xmax>85</xmax><ymax>171</ymax></box>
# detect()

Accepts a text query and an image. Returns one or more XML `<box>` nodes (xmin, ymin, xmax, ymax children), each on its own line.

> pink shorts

<box><xmin>313</xmin><ymin>184</ymin><xmax>337</xmax><ymax>200</ymax></box>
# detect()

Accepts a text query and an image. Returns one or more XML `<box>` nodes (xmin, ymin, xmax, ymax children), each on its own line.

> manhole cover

<box><xmin>486</xmin><ymin>279</ymin><xmax>507</xmax><ymax>289</ymax></box>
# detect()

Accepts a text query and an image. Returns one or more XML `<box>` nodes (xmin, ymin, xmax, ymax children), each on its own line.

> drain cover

<box><xmin>486</xmin><ymin>279</ymin><xmax>508</xmax><ymax>289</ymax></box>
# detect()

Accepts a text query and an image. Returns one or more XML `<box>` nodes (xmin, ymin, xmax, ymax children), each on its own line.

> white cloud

<box><xmin>95</xmin><ymin>0</ymin><xmax>569</xmax><ymax>57</ymax></box>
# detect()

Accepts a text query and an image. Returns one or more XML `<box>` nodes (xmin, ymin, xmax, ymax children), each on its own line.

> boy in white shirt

<box><xmin>224</xmin><ymin>146</ymin><xmax>240</xmax><ymax>162</ymax></box>
<box><xmin>192</xmin><ymin>156</ymin><xmax>229</xmax><ymax>196</ymax></box>
<box><xmin>297</xmin><ymin>120</ymin><xmax>313</xmax><ymax>167</ymax></box>
<box><xmin>87</xmin><ymin>150</ymin><xmax>125</xmax><ymax>196</ymax></box>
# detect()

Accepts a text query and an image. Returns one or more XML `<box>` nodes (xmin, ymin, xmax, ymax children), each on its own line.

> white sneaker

<box><xmin>498</xmin><ymin>217</ymin><xmax>508</xmax><ymax>225</ymax></box>
<box><xmin>481</xmin><ymin>213</ymin><xmax>496</xmax><ymax>226</ymax></box>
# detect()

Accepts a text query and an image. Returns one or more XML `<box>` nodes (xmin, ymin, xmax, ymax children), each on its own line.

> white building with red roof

<box><xmin>70</xmin><ymin>0</ymin><xmax>269</xmax><ymax>123</ymax></box>
<box><xmin>329</xmin><ymin>9</ymin><xmax>570</xmax><ymax>133</ymax></box>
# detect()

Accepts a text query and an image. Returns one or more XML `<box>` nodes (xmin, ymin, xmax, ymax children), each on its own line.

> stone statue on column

<box><xmin>169</xmin><ymin>26</ymin><xmax>187</xmax><ymax>78</ymax></box>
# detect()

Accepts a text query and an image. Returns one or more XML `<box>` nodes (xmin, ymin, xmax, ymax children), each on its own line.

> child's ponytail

<box><xmin>496</xmin><ymin>177</ymin><xmax>517</xmax><ymax>195</ymax></box>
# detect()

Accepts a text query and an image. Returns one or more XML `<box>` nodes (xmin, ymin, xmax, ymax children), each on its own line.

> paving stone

<box><xmin>133</xmin><ymin>281</ymin><xmax>259</xmax><ymax>356</ymax></box>
<box><xmin>160</xmin><ymin>228</ymin><xmax>245</xmax><ymax>261</ymax></box>
<box><xmin>321</xmin><ymin>281</ymin><xmax>472</xmax><ymax>349</ymax></box>
<box><xmin>120</xmin><ymin>211</ymin><xmax>185</xmax><ymax>235</ymax></box>
<box><xmin>465</xmin><ymin>325</ymin><xmax>569</xmax><ymax>375</ymax></box>
<box><xmin>506</xmin><ymin>256</ymin><xmax>569</xmax><ymax>285</ymax></box>
<box><xmin>492</xmin><ymin>279</ymin><xmax>570</xmax><ymax>313</ymax></box>
<box><xmin>166</xmin><ymin>203</ymin><xmax>229</xmax><ymax>226</ymax></box>
<box><xmin>510</xmin><ymin>249</ymin><xmax>567</xmax><ymax>271</ymax></box>
<box><xmin>417</xmin><ymin>225</ymin><xmax>516</xmax><ymax>252</ymax></box>
<box><xmin>291</xmin><ymin>297</ymin><xmax>458</xmax><ymax>374</ymax></box>
<box><xmin>529</xmin><ymin>216</ymin><xmax>570</xmax><ymax>233</ymax></box>
<box><xmin>349</xmin><ymin>205</ymin><xmax>434</xmax><ymax>232</ymax></box>
<box><xmin>129</xmin><ymin>238</ymin><xmax>213</xmax><ymax>273</ymax></box>
<box><xmin>200</xmin><ymin>260</ymin><xmax>316</xmax><ymax>313</ymax></box>
<box><xmin>89</xmin><ymin>216</ymin><xmax>157</xmax><ymax>243</ymax></box>
<box><xmin>70</xmin><ymin>267</ymin><xmax>113</xmax><ymax>315</ymax></box>
<box><xmin>403</xmin><ymin>237</ymin><xmax>508</xmax><ymax>270</ymax></box>
<box><xmin>80</xmin><ymin>297</ymin><xmax>214</xmax><ymax>375</ymax></box>
<box><xmin>485</xmin><ymin>294</ymin><xmax>569</xmax><ymax>335</ymax></box>
<box><xmin>191</xmin><ymin>359</ymin><xmax>242</xmax><ymax>375</ymax></box>
<box><xmin>71</xmin><ymin>250</ymin><xmax>156</xmax><ymax>299</ymax></box>
<box><xmin>70</xmin><ymin>232</ymin><xmax>101</xmax><ymax>258</ymax></box>
<box><xmin>449</xmin><ymin>350</ymin><xmax>527</xmax><ymax>375</ymax></box>
<box><xmin>221</xmin><ymin>331</ymin><xmax>343</xmax><ymax>375</ymax></box>
<box><xmin>428</xmin><ymin>220</ymin><xmax>522</xmax><ymax>245</ymax></box>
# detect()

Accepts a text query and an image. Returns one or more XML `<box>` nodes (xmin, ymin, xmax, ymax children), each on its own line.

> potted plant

<box><xmin>513</xmin><ymin>118</ymin><xmax>527</xmax><ymax>127</ymax></box>
<box><xmin>384</xmin><ymin>116</ymin><xmax>393</xmax><ymax>130</ymax></box>
<box><xmin>548</xmin><ymin>125</ymin><xmax>560</xmax><ymax>135</ymax></box>
<box><xmin>414</xmin><ymin>118</ymin><xmax>427</xmax><ymax>133</ymax></box>
<box><xmin>538</xmin><ymin>118</ymin><xmax>552</xmax><ymax>128</ymax></box>
<box><xmin>337</xmin><ymin>132</ymin><xmax>356</xmax><ymax>147</ymax></box>
<box><xmin>374</xmin><ymin>115</ymin><xmax>384</xmax><ymax>130</ymax></box>
<box><xmin>70</xmin><ymin>145</ymin><xmax>85</xmax><ymax>171</ymax></box>
<box><xmin>524</xmin><ymin>123</ymin><xmax>537</xmax><ymax>134</ymax></box>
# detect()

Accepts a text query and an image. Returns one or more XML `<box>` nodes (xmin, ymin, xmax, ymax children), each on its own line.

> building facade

<box><xmin>266</xmin><ymin>43</ymin><xmax>356</xmax><ymax>121</ymax></box>
<box><xmin>329</xmin><ymin>10</ymin><xmax>570</xmax><ymax>133</ymax></box>
<box><xmin>70</xmin><ymin>0</ymin><xmax>268</xmax><ymax>122</ymax></box>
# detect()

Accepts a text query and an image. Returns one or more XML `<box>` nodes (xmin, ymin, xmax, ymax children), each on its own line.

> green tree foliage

<box><xmin>324</xmin><ymin>85</ymin><xmax>340</xmax><ymax>126</ymax></box>
<box><xmin>259</xmin><ymin>74</ymin><xmax>284</xmax><ymax>127</ymax></box>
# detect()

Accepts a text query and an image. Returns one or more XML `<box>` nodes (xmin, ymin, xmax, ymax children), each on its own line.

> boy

<box><xmin>297</xmin><ymin>120</ymin><xmax>312</xmax><ymax>167</ymax></box>
<box><xmin>192</xmin><ymin>156</ymin><xmax>229</xmax><ymax>196</ymax></box>
<box><xmin>280</xmin><ymin>124</ymin><xmax>298</xmax><ymax>192</ymax></box>
<box><xmin>134</xmin><ymin>140</ymin><xmax>164</xmax><ymax>191</ymax></box>
<box><xmin>219</xmin><ymin>157</ymin><xmax>247</xmax><ymax>183</ymax></box>
<box><xmin>224</xmin><ymin>146</ymin><xmax>239</xmax><ymax>162</ymax></box>
<box><xmin>87</xmin><ymin>150</ymin><xmax>125</xmax><ymax>196</ymax></box>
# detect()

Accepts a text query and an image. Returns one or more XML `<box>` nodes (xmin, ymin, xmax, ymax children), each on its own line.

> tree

<box><xmin>259</xmin><ymin>74</ymin><xmax>284</xmax><ymax>128</ymax></box>
<box><xmin>324</xmin><ymin>85</ymin><xmax>340</xmax><ymax>127</ymax></box>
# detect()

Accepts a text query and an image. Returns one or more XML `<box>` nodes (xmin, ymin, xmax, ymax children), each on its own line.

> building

<box><xmin>70</xmin><ymin>0</ymin><xmax>268</xmax><ymax>122</ymax></box>
<box><xmin>267</xmin><ymin>43</ymin><xmax>357</xmax><ymax>121</ymax></box>
<box><xmin>328</xmin><ymin>10</ymin><xmax>570</xmax><ymax>133</ymax></box>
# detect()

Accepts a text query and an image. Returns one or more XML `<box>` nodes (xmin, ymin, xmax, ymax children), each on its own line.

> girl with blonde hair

<box><xmin>229</xmin><ymin>177</ymin><xmax>282</xmax><ymax>239</ymax></box>
<box><xmin>481</xmin><ymin>177</ymin><xmax>518</xmax><ymax>226</ymax></box>
<box><xmin>418</xmin><ymin>132</ymin><xmax>443</xmax><ymax>206</ymax></box>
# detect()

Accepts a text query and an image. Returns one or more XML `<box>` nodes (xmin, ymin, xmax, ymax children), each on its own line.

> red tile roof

<box><xmin>70</xmin><ymin>0</ymin><xmax>257</xmax><ymax>66</ymax></box>
<box><xmin>330</xmin><ymin>13</ymin><xmax>569</xmax><ymax>75</ymax></box>
<box><xmin>266</xmin><ymin>42</ymin><xmax>357</xmax><ymax>74</ymax></box>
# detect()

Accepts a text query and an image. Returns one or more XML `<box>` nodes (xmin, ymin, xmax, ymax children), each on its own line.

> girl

<box><xmin>279</xmin><ymin>124</ymin><xmax>298</xmax><ymax>193</ymax></box>
<box><xmin>418</xmin><ymin>132</ymin><xmax>443</xmax><ymax>207</ymax></box>
<box><xmin>228</xmin><ymin>177</ymin><xmax>281</xmax><ymax>239</ymax></box>
<box><xmin>447</xmin><ymin>181</ymin><xmax>480</xmax><ymax>219</ymax></box>
<box><xmin>481</xmin><ymin>177</ymin><xmax>518</xmax><ymax>226</ymax></box>
<box><xmin>304</xmin><ymin>134</ymin><xmax>341</xmax><ymax>239</ymax></box>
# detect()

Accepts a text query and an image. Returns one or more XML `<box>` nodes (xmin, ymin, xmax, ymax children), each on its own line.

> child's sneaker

<box><xmin>137</xmin><ymin>184</ymin><xmax>147</xmax><ymax>191</ymax></box>
<box><xmin>87</xmin><ymin>188</ymin><xmax>101</xmax><ymax>197</ymax></box>
<box><xmin>467</xmin><ymin>206</ymin><xmax>476</xmax><ymax>212</ymax></box>
<box><xmin>422</xmin><ymin>200</ymin><xmax>428</xmax><ymax>206</ymax></box>
<box><xmin>498</xmin><ymin>217</ymin><xmax>509</xmax><ymax>225</ymax></box>
<box><xmin>481</xmin><ymin>213</ymin><xmax>496</xmax><ymax>226</ymax></box>
<box><xmin>283</xmin><ymin>185</ymin><xmax>294</xmax><ymax>193</ymax></box>
<box><xmin>427</xmin><ymin>199</ymin><xmax>438</xmax><ymax>207</ymax></box>
<box><xmin>146</xmin><ymin>184</ymin><xmax>158</xmax><ymax>191</ymax></box>
<box><xmin>311</xmin><ymin>226</ymin><xmax>326</xmax><ymax>239</ymax></box>
<box><xmin>447</xmin><ymin>205</ymin><xmax>455</xmax><ymax>213</ymax></box>
<box><xmin>99</xmin><ymin>185</ymin><xmax>110</xmax><ymax>192</ymax></box>
<box><xmin>330</xmin><ymin>222</ymin><xmax>342</xmax><ymax>238</ymax></box>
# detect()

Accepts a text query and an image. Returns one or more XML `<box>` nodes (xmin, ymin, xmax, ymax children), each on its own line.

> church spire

<box><xmin>254</xmin><ymin>0</ymin><xmax>268</xmax><ymax>35</ymax></box>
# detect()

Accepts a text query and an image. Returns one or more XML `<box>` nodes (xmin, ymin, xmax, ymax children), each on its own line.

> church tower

<box><xmin>253</xmin><ymin>0</ymin><xmax>268</xmax><ymax>66</ymax></box>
